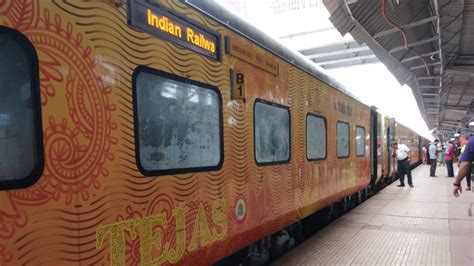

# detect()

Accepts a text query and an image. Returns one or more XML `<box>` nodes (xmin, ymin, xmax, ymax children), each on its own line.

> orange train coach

<box><xmin>0</xmin><ymin>0</ymin><xmax>427</xmax><ymax>265</ymax></box>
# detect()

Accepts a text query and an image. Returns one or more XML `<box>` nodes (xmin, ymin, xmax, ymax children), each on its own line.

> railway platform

<box><xmin>273</xmin><ymin>164</ymin><xmax>474</xmax><ymax>265</ymax></box>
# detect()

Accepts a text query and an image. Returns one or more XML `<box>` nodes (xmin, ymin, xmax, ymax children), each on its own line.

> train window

<box><xmin>0</xmin><ymin>26</ymin><xmax>43</xmax><ymax>190</ymax></box>
<box><xmin>336</xmin><ymin>121</ymin><xmax>350</xmax><ymax>158</ymax></box>
<box><xmin>356</xmin><ymin>126</ymin><xmax>365</xmax><ymax>156</ymax></box>
<box><xmin>306</xmin><ymin>114</ymin><xmax>327</xmax><ymax>160</ymax></box>
<box><xmin>254</xmin><ymin>99</ymin><xmax>290</xmax><ymax>165</ymax></box>
<box><xmin>133</xmin><ymin>66</ymin><xmax>223</xmax><ymax>176</ymax></box>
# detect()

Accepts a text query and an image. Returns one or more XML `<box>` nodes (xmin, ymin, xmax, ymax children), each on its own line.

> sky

<box><xmin>216</xmin><ymin>0</ymin><xmax>434</xmax><ymax>140</ymax></box>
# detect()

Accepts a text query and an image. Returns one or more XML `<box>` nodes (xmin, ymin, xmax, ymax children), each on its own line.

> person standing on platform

<box><xmin>392</xmin><ymin>141</ymin><xmax>413</xmax><ymax>188</ymax></box>
<box><xmin>422</xmin><ymin>146</ymin><xmax>427</xmax><ymax>164</ymax></box>
<box><xmin>445</xmin><ymin>141</ymin><xmax>455</xmax><ymax>177</ymax></box>
<box><xmin>429</xmin><ymin>139</ymin><xmax>439</xmax><ymax>177</ymax></box>
<box><xmin>453</xmin><ymin>136</ymin><xmax>474</xmax><ymax>196</ymax></box>
<box><xmin>439</xmin><ymin>144</ymin><xmax>446</xmax><ymax>166</ymax></box>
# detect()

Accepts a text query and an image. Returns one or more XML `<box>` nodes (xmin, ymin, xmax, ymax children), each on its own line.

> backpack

<box><xmin>455</xmin><ymin>146</ymin><xmax>461</xmax><ymax>157</ymax></box>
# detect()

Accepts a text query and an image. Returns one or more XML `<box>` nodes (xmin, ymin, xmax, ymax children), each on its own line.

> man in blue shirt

<box><xmin>429</xmin><ymin>139</ymin><xmax>439</xmax><ymax>177</ymax></box>
<box><xmin>453</xmin><ymin>136</ymin><xmax>474</xmax><ymax>197</ymax></box>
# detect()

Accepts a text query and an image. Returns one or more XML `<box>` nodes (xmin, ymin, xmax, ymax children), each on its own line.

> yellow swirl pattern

<box><xmin>0</xmin><ymin>1</ymin><xmax>376</xmax><ymax>265</ymax></box>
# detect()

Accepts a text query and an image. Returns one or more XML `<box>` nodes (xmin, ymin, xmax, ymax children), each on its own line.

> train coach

<box><xmin>0</xmin><ymin>0</ymin><xmax>428</xmax><ymax>265</ymax></box>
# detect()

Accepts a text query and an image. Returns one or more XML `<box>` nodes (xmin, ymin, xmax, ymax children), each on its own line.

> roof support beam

<box><xmin>439</xmin><ymin>125</ymin><xmax>459</xmax><ymax>129</ymax></box>
<box><xmin>279</xmin><ymin>27</ymin><xmax>335</xmax><ymax>39</ymax></box>
<box><xmin>315</xmin><ymin>54</ymin><xmax>377</xmax><ymax>65</ymax></box>
<box><xmin>401</xmin><ymin>50</ymin><xmax>440</xmax><ymax>63</ymax></box>
<box><xmin>419</xmin><ymin>85</ymin><xmax>441</xmax><ymax>89</ymax></box>
<box><xmin>389</xmin><ymin>36</ymin><xmax>440</xmax><ymax>53</ymax></box>
<box><xmin>446</xmin><ymin>69</ymin><xmax>474</xmax><ymax>78</ymax></box>
<box><xmin>306</xmin><ymin>45</ymin><xmax>371</xmax><ymax>59</ymax></box>
<box><xmin>409</xmin><ymin>61</ymin><xmax>441</xmax><ymax>70</ymax></box>
<box><xmin>440</xmin><ymin>121</ymin><xmax>462</xmax><ymax>127</ymax></box>
<box><xmin>441</xmin><ymin>109</ymin><xmax>468</xmax><ymax>115</ymax></box>
<box><xmin>300</xmin><ymin>40</ymin><xmax>359</xmax><ymax>55</ymax></box>
<box><xmin>374</xmin><ymin>16</ymin><xmax>438</xmax><ymax>38</ymax></box>
<box><xmin>417</xmin><ymin>76</ymin><xmax>441</xmax><ymax>80</ymax></box>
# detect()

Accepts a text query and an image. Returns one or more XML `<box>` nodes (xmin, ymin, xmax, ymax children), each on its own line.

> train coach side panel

<box><xmin>299</xmin><ymin>78</ymin><xmax>372</xmax><ymax>217</ymax></box>
<box><xmin>0</xmin><ymin>0</ymin><xmax>371</xmax><ymax>265</ymax></box>
<box><xmin>0</xmin><ymin>1</ymin><xmax>235</xmax><ymax>264</ymax></box>
<box><xmin>0</xmin><ymin>1</ymin><xmax>293</xmax><ymax>264</ymax></box>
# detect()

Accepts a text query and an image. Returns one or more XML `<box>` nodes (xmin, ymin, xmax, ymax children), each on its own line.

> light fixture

<box><xmin>469</xmin><ymin>121</ymin><xmax>474</xmax><ymax>127</ymax></box>
<box><xmin>454</xmin><ymin>133</ymin><xmax>460</xmax><ymax>137</ymax></box>
<box><xmin>450</xmin><ymin>138</ymin><xmax>455</xmax><ymax>141</ymax></box>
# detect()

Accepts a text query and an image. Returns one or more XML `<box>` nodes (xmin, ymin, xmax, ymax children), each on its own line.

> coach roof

<box><xmin>184</xmin><ymin>0</ymin><xmax>365</xmax><ymax>105</ymax></box>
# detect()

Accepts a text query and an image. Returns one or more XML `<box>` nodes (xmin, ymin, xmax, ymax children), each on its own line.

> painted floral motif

<box><xmin>0</xmin><ymin>193</ymin><xmax>28</xmax><ymax>240</ymax></box>
<box><xmin>0</xmin><ymin>244</ymin><xmax>12</xmax><ymax>264</ymax></box>
<box><xmin>0</xmin><ymin>0</ymin><xmax>116</xmax><ymax>240</ymax></box>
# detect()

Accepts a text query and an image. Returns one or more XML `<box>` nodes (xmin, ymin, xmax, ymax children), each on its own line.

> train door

<box><xmin>418</xmin><ymin>136</ymin><xmax>422</xmax><ymax>162</ymax></box>
<box><xmin>378</xmin><ymin>114</ymin><xmax>384</xmax><ymax>178</ymax></box>
<box><xmin>387</xmin><ymin>126</ymin><xmax>391</xmax><ymax>176</ymax></box>
<box><xmin>370</xmin><ymin>108</ymin><xmax>377</xmax><ymax>184</ymax></box>
<box><xmin>387</xmin><ymin>119</ymin><xmax>395</xmax><ymax>177</ymax></box>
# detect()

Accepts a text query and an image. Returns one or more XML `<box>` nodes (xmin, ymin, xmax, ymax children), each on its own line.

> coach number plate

<box><xmin>230</xmin><ymin>69</ymin><xmax>246</xmax><ymax>101</ymax></box>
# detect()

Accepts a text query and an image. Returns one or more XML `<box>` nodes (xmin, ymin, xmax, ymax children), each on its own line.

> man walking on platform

<box><xmin>453</xmin><ymin>135</ymin><xmax>474</xmax><ymax>197</ymax></box>
<box><xmin>392</xmin><ymin>141</ymin><xmax>413</xmax><ymax>188</ymax></box>
<box><xmin>429</xmin><ymin>139</ymin><xmax>439</xmax><ymax>177</ymax></box>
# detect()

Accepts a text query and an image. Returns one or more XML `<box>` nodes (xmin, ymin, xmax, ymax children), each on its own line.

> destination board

<box><xmin>128</xmin><ymin>0</ymin><xmax>221</xmax><ymax>61</ymax></box>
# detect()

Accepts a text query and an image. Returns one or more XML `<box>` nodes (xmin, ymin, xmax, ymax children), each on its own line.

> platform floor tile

<box><xmin>273</xmin><ymin>165</ymin><xmax>474</xmax><ymax>265</ymax></box>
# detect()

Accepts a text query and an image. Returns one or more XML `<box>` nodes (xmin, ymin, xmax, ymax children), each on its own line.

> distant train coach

<box><xmin>0</xmin><ymin>0</ymin><xmax>428</xmax><ymax>265</ymax></box>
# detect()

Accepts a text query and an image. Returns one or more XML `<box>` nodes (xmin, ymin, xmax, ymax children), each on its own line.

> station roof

<box><xmin>279</xmin><ymin>27</ymin><xmax>379</xmax><ymax>69</ymax></box>
<box><xmin>323</xmin><ymin>0</ymin><xmax>474</xmax><ymax>139</ymax></box>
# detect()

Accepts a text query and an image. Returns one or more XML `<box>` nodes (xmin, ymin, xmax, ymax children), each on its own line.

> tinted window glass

<box><xmin>254</xmin><ymin>100</ymin><xmax>290</xmax><ymax>164</ymax></box>
<box><xmin>135</xmin><ymin>69</ymin><xmax>222</xmax><ymax>174</ymax></box>
<box><xmin>0</xmin><ymin>30</ymin><xmax>39</xmax><ymax>183</ymax></box>
<box><xmin>337</xmin><ymin>121</ymin><xmax>350</xmax><ymax>158</ymax></box>
<box><xmin>307</xmin><ymin>114</ymin><xmax>326</xmax><ymax>160</ymax></box>
<box><xmin>356</xmin><ymin>126</ymin><xmax>365</xmax><ymax>156</ymax></box>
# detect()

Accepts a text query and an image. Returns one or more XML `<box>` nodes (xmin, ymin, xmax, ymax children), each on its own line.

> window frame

<box><xmin>306</xmin><ymin>113</ymin><xmax>327</xmax><ymax>161</ymax></box>
<box><xmin>0</xmin><ymin>26</ymin><xmax>44</xmax><ymax>191</ymax></box>
<box><xmin>336</xmin><ymin>120</ymin><xmax>350</xmax><ymax>159</ymax></box>
<box><xmin>132</xmin><ymin>65</ymin><xmax>224</xmax><ymax>177</ymax></box>
<box><xmin>356</xmin><ymin>125</ymin><xmax>366</xmax><ymax>157</ymax></box>
<box><xmin>253</xmin><ymin>98</ymin><xmax>291</xmax><ymax>166</ymax></box>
